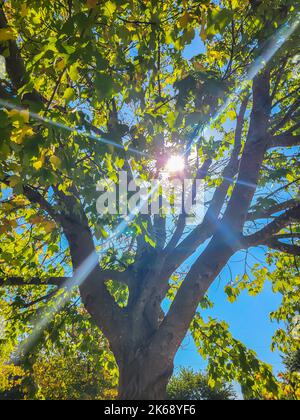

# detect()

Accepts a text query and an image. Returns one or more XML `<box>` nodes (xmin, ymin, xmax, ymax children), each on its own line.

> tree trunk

<box><xmin>117</xmin><ymin>349</ymin><xmax>174</xmax><ymax>400</ymax></box>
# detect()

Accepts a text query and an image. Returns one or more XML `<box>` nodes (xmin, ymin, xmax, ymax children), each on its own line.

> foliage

<box><xmin>0</xmin><ymin>0</ymin><xmax>299</xmax><ymax>399</ymax></box>
<box><xmin>276</xmin><ymin>346</ymin><xmax>300</xmax><ymax>400</ymax></box>
<box><xmin>0</xmin><ymin>299</ymin><xmax>117</xmax><ymax>400</ymax></box>
<box><xmin>283</xmin><ymin>348</ymin><xmax>300</xmax><ymax>373</ymax></box>
<box><xmin>191</xmin><ymin>315</ymin><xmax>279</xmax><ymax>399</ymax></box>
<box><xmin>167</xmin><ymin>368</ymin><xmax>236</xmax><ymax>400</ymax></box>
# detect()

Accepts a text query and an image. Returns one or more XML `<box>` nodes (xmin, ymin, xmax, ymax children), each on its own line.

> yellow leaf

<box><xmin>33</xmin><ymin>151</ymin><xmax>45</xmax><ymax>171</ymax></box>
<box><xmin>126</xmin><ymin>23</ymin><xmax>136</xmax><ymax>32</ymax></box>
<box><xmin>7</xmin><ymin>109</ymin><xmax>29</xmax><ymax>124</ymax></box>
<box><xmin>56</xmin><ymin>58</ymin><xmax>66</xmax><ymax>71</ymax></box>
<box><xmin>209</xmin><ymin>50</ymin><xmax>222</xmax><ymax>60</ymax></box>
<box><xmin>0</xmin><ymin>28</ymin><xmax>17</xmax><ymax>42</ymax></box>
<box><xmin>13</xmin><ymin>197</ymin><xmax>27</xmax><ymax>206</ymax></box>
<box><xmin>33</xmin><ymin>158</ymin><xmax>44</xmax><ymax>171</ymax></box>
<box><xmin>63</xmin><ymin>87</ymin><xmax>75</xmax><ymax>103</ymax></box>
<box><xmin>87</xmin><ymin>0</ymin><xmax>97</xmax><ymax>9</ymax></box>
<box><xmin>11</xmin><ymin>126</ymin><xmax>34</xmax><ymax>144</ymax></box>
<box><xmin>32</xmin><ymin>12</ymin><xmax>41</xmax><ymax>25</ymax></box>
<box><xmin>104</xmin><ymin>1</ymin><xmax>117</xmax><ymax>16</ymax></box>
<box><xmin>194</xmin><ymin>62</ymin><xmax>205</xmax><ymax>71</ymax></box>
<box><xmin>68</xmin><ymin>63</ymin><xmax>79</xmax><ymax>82</ymax></box>
<box><xmin>19</xmin><ymin>109</ymin><xmax>30</xmax><ymax>123</ymax></box>
<box><xmin>227</xmin><ymin>110</ymin><xmax>236</xmax><ymax>120</ymax></box>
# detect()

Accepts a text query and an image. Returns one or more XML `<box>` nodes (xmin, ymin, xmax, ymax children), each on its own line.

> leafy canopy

<box><xmin>0</xmin><ymin>0</ymin><xmax>299</xmax><ymax>400</ymax></box>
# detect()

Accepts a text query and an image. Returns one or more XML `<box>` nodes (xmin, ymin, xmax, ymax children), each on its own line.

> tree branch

<box><xmin>150</xmin><ymin>73</ymin><xmax>273</xmax><ymax>360</ymax></box>
<box><xmin>268</xmin><ymin>133</ymin><xmax>300</xmax><ymax>148</ymax></box>
<box><xmin>0</xmin><ymin>5</ymin><xmax>44</xmax><ymax>102</ymax></box>
<box><xmin>247</xmin><ymin>199</ymin><xmax>298</xmax><ymax>221</ymax></box>
<box><xmin>1</xmin><ymin>176</ymin><xmax>63</xmax><ymax>226</ymax></box>
<box><xmin>243</xmin><ymin>204</ymin><xmax>300</xmax><ymax>247</ymax></box>
<box><xmin>264</xmin><ymin>239</ymin><xmax>300</xmax><ymax>256</ymax></box>
<box><xmin>0</xmin><ymin>269</ymin><xmax>129</xmax><ymax>288</ymax></box>
<box><xmin>165</xmin><ymin>158</ymin><xmax>213</xmax><ymax>254</ymax></box>
<box><xmin>23</xmin><ymin>185</ymin><xmax>63</xmax><ymax>224</ymax></box>
<box><xmin>163</xmin><ymin>94</ymin><xmax>249</xmax><ymax>271</ymax></box>
<box><xmin>152</xmin><ymin>235</ymin><xmax>235</xmax><ymax>360</ymax></box>
<box><xmin>0</xmin><ymin>277</ymin><xmax>67</xmax><ymax>287</ymax></box>
<box><xmin>222</xmin><ymin>70</ymin><xmax>272</xmax><ymax>230</ymax></box>
<box><xmin>271</xmin><ymin>98</ymin><xmax>300</xmax><ymax>134</ymax></box>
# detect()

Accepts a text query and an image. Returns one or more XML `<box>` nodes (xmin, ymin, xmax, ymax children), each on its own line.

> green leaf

<box><xmin>63</xmin><ymin>87</ymin><xmax>75</xmax><ymax>104</ymax></box>
<box><xmin>68</xmin><ymin>63</ymin><xmax>79</xmax><ymax>82</ymax></box>
<box><xmin>95</xmin><ymin>74</ymin><xmax>114</xmax><ymax>99</ymax></box>
<box><xmin>144</xmin><ymin>234</ymin><xmax>156</xmax><ymax>248</ymax></box>
<box><xmin>50</xmin><ymin>155</ymin><xmax>62</xmax><ymax>169</ymax></box>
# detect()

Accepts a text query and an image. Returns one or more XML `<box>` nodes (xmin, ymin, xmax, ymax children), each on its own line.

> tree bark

<box><xmin>117</xmin><ymin>348</ymin><xmax>174</xmax><ymax>400</ymax></box>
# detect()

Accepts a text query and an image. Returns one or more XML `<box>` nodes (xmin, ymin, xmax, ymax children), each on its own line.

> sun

<box><xmin>165</xmin><ymin>155</ymin><xmax>185</xmax><ymax>174</ymax></box>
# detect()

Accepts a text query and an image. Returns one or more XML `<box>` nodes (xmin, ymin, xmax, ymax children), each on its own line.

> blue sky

<box><xmin>174</xmin><ymin>250</ymin><xmax>284</xmax><ymax>375</ymax></box>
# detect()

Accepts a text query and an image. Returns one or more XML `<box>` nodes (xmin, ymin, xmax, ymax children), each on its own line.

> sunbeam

<box><xmin>0</xmin><ymin>98</ymin><xmax>146</xmax><ymax>157</ymax></box>
<box><xmin>222</xmin><ymin>176</ymin><xmax>257</xmax><ymax>190</ymax></box>
<box><xmin>189</xmin><ymin>11</ymin><xmax>300</xmax><ymax>150</ymax></box>
<box><xmin>11</xmin><ymin>181</ymin><xmax>160</xmax><ymax>362</ymax></box>
<box><xmin>11</xmin><ymin>252</ymin><xmax>99</xmax><ymax>363</ymax></box>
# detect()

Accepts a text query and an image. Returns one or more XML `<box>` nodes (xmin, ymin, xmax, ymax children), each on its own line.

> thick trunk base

<box><xmin>118</xmin><ymin>354</ymin><xmax>173</xmax><ymax>400</ymax></box>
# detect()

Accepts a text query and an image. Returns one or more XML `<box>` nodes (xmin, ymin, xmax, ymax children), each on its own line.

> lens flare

<box><xmin>165</xmin><ymin>156</ymin><xmax>185</xmax><ymax>174</ymax></box>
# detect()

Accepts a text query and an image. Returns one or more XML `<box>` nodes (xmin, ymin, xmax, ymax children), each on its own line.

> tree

<box><xmin>283</xmin><ymin>349</ymin><xmax>300</xmax><ymax>374</ymax></box>
<box><xmin>167</xmin><ymin>368</ymin><xmax>236</xmax><ymax>400</ymax></box>
<box><xmin>0</xmin><ymin>0</ymin><xmax>299</xmax><ymax>400</ymax></box>
<box><xmin>276</xmin><ymin>343</ymin><xmax>300</xmax><ymax>400</ymax></box>
<box><xmin>278</xmin><ymin>349</ymin><xmax>300</xmax><ymax>400</ymax></box>
<box><xmin>0</xmin><ymin>299</ymin><xmax>118</xmax><ymax>400</ymax></box>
